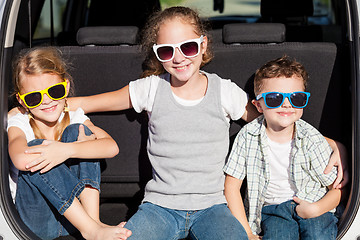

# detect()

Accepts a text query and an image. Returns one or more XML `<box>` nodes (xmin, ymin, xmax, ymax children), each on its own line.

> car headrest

<box><xmin>261</xmin><ymin>0</ymin><xmax>314</xmax><ymax>18</ymax></box>
<box><xmin>222</xmin><ymin>23</ymin><xmax>286</xmax><ymax>44</ymax></box>
<box><xmin>76</xmin><ymin>26</ymin><xmax>139</xmax><ymax>46</ymax></box>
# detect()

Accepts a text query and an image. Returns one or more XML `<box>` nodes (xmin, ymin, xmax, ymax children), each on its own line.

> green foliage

<box><xmin>160</xmin><ymin>0</ymin><xmax>186</xmax><ymax>8</ymax></box>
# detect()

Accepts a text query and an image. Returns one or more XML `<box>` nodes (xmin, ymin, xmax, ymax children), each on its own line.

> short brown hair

<box><xmin>254</xmin><ymin>55</ymin><xmax>308</xmax><ymax>95</ymax></box>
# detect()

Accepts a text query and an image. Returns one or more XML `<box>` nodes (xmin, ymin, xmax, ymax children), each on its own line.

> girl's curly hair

<box><xmin>140</xmin><ymin>6</ymin><xmax>213</xmax><ymax>78</ymax></box>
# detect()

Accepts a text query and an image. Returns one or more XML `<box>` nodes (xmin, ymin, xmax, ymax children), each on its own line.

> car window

<box><xmin>33</xmin><ymin>0</ymin><xmax>67</xmax><ymax>39</ymax></box>
<box><xmin>0</xmin><ymin>0</ymin><xmax>6</xmax><ymax>30</ymax></box>
<box><xmin>33</xmin><ymin>0</ymin><xmax>335</xmax><ymax>41</ymax></box>
<box><xmin>160</xmin><ymin>0</ymin><xmax>333</xmax><ymax>24</ymax></box>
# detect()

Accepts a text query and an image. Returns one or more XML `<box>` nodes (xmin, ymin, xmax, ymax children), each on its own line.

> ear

<box><xmin>252</xmin><ymin>99</ymin><xmax>264</xmax><ymax>113</ymax></box>
<box><xmin>201</xmin><ymin>35</ymin><xmax>208</xmax><ymax>54</ymax></box>
<box><xmin>65</xmin><ymin>79</ymin><xmax>70</xmax><ymax>97</ymax></box>
<box><xmin>16</xmin><ymin>94</ymin><xmax>28</xmax><ymax>110</ymax></box>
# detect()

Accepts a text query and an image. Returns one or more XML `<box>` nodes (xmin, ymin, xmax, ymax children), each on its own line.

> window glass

<box><xmin>160</xmin><ymin>0</ymin><xmax>331</xmax><ymax>21</ymax></box>
<box><xmin>33</xmin><ymin>0</ymin><xmax>67</xmax><ymax>39</ymax></box>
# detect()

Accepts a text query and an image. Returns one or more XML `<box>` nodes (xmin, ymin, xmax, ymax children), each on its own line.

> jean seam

<box><xmin>172</xmin><ymin>230</ymin><xmax>187</xmax><ymax>240</ymax></box>
<box><xmin>81</xmin><ymin>178</ymin><xmax>100</xmax><ymax>191</ymax></box>
<box><xmin>38</xmin><ymin>171</ymin><xmax>82</xmax><ymax>208</ymax></box>
<box><xmin>58</xmin><ymin>181</ymin><xmax>85</xmax><ymax>214</ymax></box>
<box><xmin>189</xmin><ymin>228</ymin><xmax>199</xmax><ymax>240</ymax></box>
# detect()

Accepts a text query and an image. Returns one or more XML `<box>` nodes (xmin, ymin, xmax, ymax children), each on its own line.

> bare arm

<box><xmin>63</xmin><ymin>119</ymin><xmax>119</xmax><ymax>159</ymax></box>
<box><xmin>8</xmin><ymin>126</ymin><xmax>40</xmax><ymax>171</ymax></box>
<box><xmin>241</xmin><ymin>99</ymin><xmax>261</xmax><ymax>123</ymax></box>
<box><xmin>225</xmin><ymin>175</ymin><xmax>260</xmax><ymax>239</ymax></box>
<box><xmin>10</xmin><ymin>120</ymin><xmax>119</xmax><ymax>173</ymax></box>
<box><xmin>67</xmin><ymin>85</ymin><xmax>132</xmax><ymax>114</ymax></box>
<box><xmin>323</xmin><ymin>137</ymin><xmax>348</xmax><ymax>189</ymax></box>
<box><xmin>293</xmin><ymin>185</ymin><xmax>341</xmax><ymax>219</ymax></box>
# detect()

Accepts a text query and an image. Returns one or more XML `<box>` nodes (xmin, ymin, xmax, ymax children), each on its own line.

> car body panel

<box><xmin>0</xmin><ymin>0</ymin><xmax>360</xmax><ymax>239</ymax></box>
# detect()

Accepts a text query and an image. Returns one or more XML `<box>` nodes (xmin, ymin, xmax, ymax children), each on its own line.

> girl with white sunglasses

<box><xmin>7</xmin><ymin>47</ymin><xmax>131</xmax><ymax>240</ymax></box>
<box><xmin>67</xmin><ymin>6</ymin><xmax>346</xmax><ymax>240</ymax></box>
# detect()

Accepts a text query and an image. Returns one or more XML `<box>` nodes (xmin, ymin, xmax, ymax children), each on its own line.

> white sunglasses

<box><xmin>152</xmin><ymin>35</ymin><xmax>204</xmax><ymax>62</ymax></box>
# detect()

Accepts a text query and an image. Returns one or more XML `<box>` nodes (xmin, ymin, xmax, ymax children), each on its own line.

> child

<box><xmin>224</xmin><ymin>55</ymin><xmax>341</xmax><ymax>240</ymax></box>
<box><xmin>7</xmin><ymin>47</ymin><xmax>132</xmax><ymax>240</ymax></box>
<box><xmin>67</xmin><ymin>6</ymin><xmax>258</xmax><ymax>240</ymax></box>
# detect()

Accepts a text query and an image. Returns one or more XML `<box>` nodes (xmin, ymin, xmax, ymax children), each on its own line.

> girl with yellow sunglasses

<box><xmin>7</xmin><ymin>47</ymin><xmax>131</xmax><ymax>240</ymax></box>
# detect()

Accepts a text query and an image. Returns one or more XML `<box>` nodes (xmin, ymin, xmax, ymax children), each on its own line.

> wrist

<box><xmin>308</xmin><ymin>202</ymin><xmax>322</xmax><ymax>218</ymax></box>
<box><xmin>246</xmin><ymin>229</ymin><xmax>254</xmax><ymax>237</ymax></box>
<box><xmin>66</xmin><ymin>142</ymin><xmax>76</xmax><ymax>159</ymax></box>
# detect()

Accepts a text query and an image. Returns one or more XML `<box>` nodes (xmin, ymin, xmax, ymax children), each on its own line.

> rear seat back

<box><xmin>259</xmin><ymin>0</ymin><xmax>343</xmax><ymax>43</ymax></box>
<box><xmin>58</xmin><ymin>23</ymin><xmax>349</xmax><ymax>204</ymax></box>
<box><xmin>59</xmin><ymin>27</ymin><xmax>150</xmax><ymax>199</ymax></box>
<box><xmin>76</xmin><ymin>26</ymin><xmax>139</xmax><ymax>46</ymax></box>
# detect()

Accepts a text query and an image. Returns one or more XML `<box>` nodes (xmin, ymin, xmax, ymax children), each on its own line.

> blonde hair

<box><xmin>254</xmin><ymin>55</ymin><xmax>308</xmax><ymax>96</ymax></box>
<box><xmin>13</xmin><ymin>47</ymin><xmax>74</xmax><ymax>141</ymax></box>
<box><xmin>140</xmin><ymin>6</ymin><xmax>213</xmax><ymax>78</ymax></box>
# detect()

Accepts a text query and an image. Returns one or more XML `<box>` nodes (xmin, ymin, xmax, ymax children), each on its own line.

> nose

<box><xmin>281</xmin><ymin>97</ymin><xmax>292</xmax><ymax>108</ymax></box>
<box><xmin>173</xmin><ymin>47</ymin><xmax>185</xmax><ymax>62</ymax></box>
<box><xmin>42</xmin><ymin>93</ymin><xmax>52</xmax><ymax>105</ymax></box>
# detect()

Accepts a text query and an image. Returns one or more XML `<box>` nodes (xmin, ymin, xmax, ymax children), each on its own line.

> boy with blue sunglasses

<box><xmin>224</xmin><ymin>55</ymin><xmax>341</xmax><ymax>240</ymax></box>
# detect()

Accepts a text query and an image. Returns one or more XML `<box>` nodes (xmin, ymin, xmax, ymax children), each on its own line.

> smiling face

<box><xmin>156</xmin><ymin>17</ymin><xmax>207</xmax><ymax>85</ymax></box>
<box><xmin>17</xmin><ymin>73</ymin><xmax>69</xmax><ymax>126</ymax></box>
<box><xmin>252</xmin><ymin>75</ymin><xmax>305</xmax><ymax>134</ymax></box>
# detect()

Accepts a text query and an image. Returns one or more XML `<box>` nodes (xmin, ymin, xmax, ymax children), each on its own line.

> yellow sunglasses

<box><xmin>18</xmin><ymin>81</ymin><xmax>68</xmax><ymax>109</ymax></box>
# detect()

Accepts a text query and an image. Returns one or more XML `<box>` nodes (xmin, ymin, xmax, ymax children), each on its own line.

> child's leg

<box><xmin>124</xmin><ymin>202</ymin><xmax>182</xmax><ymax>240</ymax></box>
<box><xmin>16</xmin><ymin>138</ymin><xmax>84</xmax><ymax>239</ymax></box>
<box><xmin>261</xmin><ymin>201</ymin><xmax>299</xmax><ymax>240</ymax></box>
<box><xmin>188</xmin><ymin>204</ymin><xmax>248</xmax><ymax>240</ymax></box>
<box><xmin>79</xmin><ymin>185</ymin><xmax>101</xmax><ymax>224</ymax></box>
<box><xmin>16</xmin><ymin>125</ymin><xmax>131</xmax><ymax>239</ymax></box>
<box><xmin>15</xmin><ymin>170</ymin><xmax>75</xmax><ymax>240</ymax></box>
<box><xmin>63</xmin><ymin>196</ymin><xmax>131</xmax><ymax>240</ymax></box>
<box><xmin>61</xmin><ymin>123</ymin><xmax>102</xmax><ymax>223</ymax></box>
<box><xmin>296</xmin><ymin>211</ymin><xmax>338</xmax><ymax>240</ymax></box>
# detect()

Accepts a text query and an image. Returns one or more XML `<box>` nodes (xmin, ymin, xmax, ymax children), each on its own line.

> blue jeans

<box><xmin>261</xmin><ymin>200</ymin><xmax>338</xmax><ymax>240</ymax></box>
<box><xmin>15</xmin><ymin>123</ymin><xmax>101</xmax><ymax>240</ymax></box>
<box><xmin>125</xmin><ymin>202</ymin><xmax>248</xmax><ymax>240</ymax></box>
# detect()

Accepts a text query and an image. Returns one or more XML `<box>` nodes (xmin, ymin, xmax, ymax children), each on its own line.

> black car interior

<box><xmin>3</xmin><ymin>0</ymin><xmax>352</xmax><ymax>239</ymax></box>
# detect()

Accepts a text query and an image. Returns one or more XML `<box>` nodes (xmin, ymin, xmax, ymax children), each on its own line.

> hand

<box><xmin>24</xmin><ymin>140</ymin><xmax>71</xmax><ymax>173</ymax></box>
<box><xmin>77</xmin><ymin>124</ymin><xmax>96</xmax><ymax>142</ymax></box>
<box><xmin>324</xmin><ymin>141</ymin><xmax>348</xmax><ymax>189</ymax></box>
<box><xmin>293</xmin><ymin>196</ymin><xmax>319</xmax><ymax>219</ymax></box>
<box><xmin>248</xmin><ymin>233</ymin><xmax>262</xmax><ymax>240</ymax></box>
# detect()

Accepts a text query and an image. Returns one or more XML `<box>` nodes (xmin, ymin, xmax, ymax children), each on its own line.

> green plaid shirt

<box><xmin>224</xmin><ymin>116</ymin><xmax>337</xmax><ymax>234</ymax></box>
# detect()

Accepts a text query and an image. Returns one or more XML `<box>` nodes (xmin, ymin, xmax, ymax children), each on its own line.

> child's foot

<box><xmin>83</xmin><ymin>224</ymin><xmax>132</xmax><ymax>240</ymax></box>
<box><xmin>95</xmin><ymin>220</ymin><xmax>127</xmax><ymax>228</ymax></box>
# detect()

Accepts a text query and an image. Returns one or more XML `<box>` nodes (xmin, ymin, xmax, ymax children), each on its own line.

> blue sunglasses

<box><xmin>256</xmin><ymin>91</ymin><xmax>311</xmax><ymax>109</ymax></box>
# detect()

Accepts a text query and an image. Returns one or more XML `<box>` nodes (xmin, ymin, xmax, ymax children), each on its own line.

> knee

<box><xmin>27</xmin><ymin>139</ymin><xmax>45</xmax><ymax>147</ymax></box>
<box><xmin>61</xmin><ymin>123</ymin><xmax>93</xmax><ymax>142</ymax></box>
<box><xmin>299</xmin><ymin>214</ymin><xmax>338</xmax><ymax>240</ymax></box>
<box><xmin>64</xmin><ymin>123</ymin><xmax>92</xmax><ymax>136</ymax></box>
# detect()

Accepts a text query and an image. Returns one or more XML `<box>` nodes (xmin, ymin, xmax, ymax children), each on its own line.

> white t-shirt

<box><xmin>7</xmin><ymin>108</ymin><xmax>89</xmax><ymax>200</ymax></box>
<box><xmin>264</xmin><ymin>137</ymin><xmax>297</xmax><ymax>205</ymax></box>
<box><xmin>129</xmin><ymin>72</ymin><xmax>249</xmax><ymax>122</ymax></box>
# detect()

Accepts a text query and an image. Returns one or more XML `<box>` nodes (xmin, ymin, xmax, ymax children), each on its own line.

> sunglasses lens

<box><xmin>24</xmin><ymin>92</ymin><xmax>42</xmax><ymax>107</ymax></box>
<box><xmin>290</xmin><ymin>92</ymin><xmax>308</xmax><ymax>107</ymax></box>
<box><xmin>180</xmin><ymin>41</ymin><xmax>199</xmax><ymax>57</ymax></box>
<box><xmin>265</xmin><ymin>93</ymin><xmax>284</xmax><ymax>108</ymax></box>
<box><xmin>157</xmin><ymin>46</ymin><xmax>174</xmax><ymax>61</ymax></box>
<box><xmin>48</xmin><ymin>84</ymin><xmax>66</xmax><ymax>99</ymax></box>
